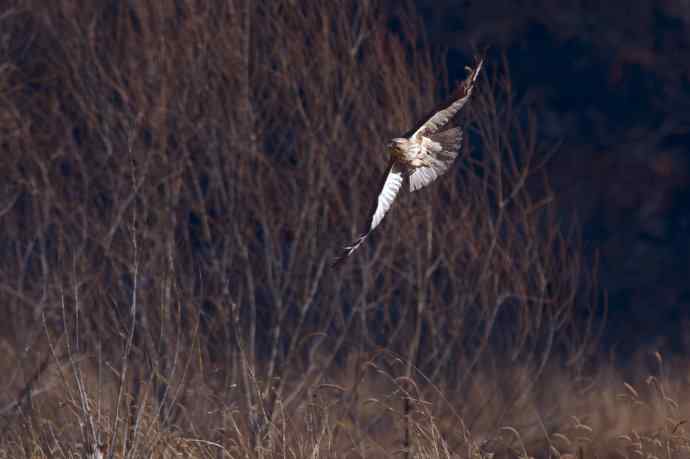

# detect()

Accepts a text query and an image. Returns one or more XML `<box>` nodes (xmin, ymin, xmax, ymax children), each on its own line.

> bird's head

<box><xmin>387</xmin><ymin>138</ymin><xmax>408</xmax><ymax>159</ymax></box>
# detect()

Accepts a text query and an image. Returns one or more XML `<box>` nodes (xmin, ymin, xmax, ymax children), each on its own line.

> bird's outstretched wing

<box><xmin>332</xmin><ymin>161</ymin><xmax>405</xmax><ymax>267</ymax></box>
<box><xmin>407</xmin><ymin>58</ymin><xmax>483</xmax><ymax>140</ymax></box>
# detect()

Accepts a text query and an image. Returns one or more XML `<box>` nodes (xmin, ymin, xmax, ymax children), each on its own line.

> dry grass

<box><xmin>0</xmin><ymin>1</ymin><xmax>685</xmax><ymax>458</ymax></box>
<box><xmin>2</xmin><ymin>350</ymin><xmax>690</xmax><ymax>458</ymax></box>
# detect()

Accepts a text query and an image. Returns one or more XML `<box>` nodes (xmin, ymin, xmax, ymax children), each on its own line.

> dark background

<box><xmin>0</xmin><ymin>2</ymin><xmax>688</xmax><ymax>452</ymax></box>
<box><xmin>0</xmin><ymin>0</ymin><xmax>687</xmax><ymax>376</ymax></box>
<box><xmin>414</xmin><ymin>0</ymin><xmax>690</xmax><ymax>356</ymax></box>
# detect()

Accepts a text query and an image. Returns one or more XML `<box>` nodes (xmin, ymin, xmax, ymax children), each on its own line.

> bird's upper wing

<box><xmin>332</xmin><ymin>160</ymin><xmax>405</xmax><ymax>266</ymax></box>
<box><xmin>407</xmin><ymin>58</ymin><xmax>483</xmax><ymax>140</ymax></box>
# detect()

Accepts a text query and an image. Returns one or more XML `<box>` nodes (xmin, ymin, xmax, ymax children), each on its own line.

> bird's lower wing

<box><xmin>332</xmin><ymin>161</ymin><xmax>405</xmax><ymax>267</ymax></box>
<box><xmin>409</xmin><ymin>127</ymin><xmax>462</xmax><ymax>192</ymax></box>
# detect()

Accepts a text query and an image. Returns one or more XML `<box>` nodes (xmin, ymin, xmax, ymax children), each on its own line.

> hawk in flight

<box><xmin>333</xmin><ymin>59</ymin><xmax>483</xmax><ymax>267</ymax></box>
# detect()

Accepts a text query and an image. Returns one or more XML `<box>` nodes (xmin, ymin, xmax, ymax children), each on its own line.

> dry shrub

<box><xmin>0</xmin><ymin>1</ymin><xmax>616</xmax><ymax>457</ymax></box>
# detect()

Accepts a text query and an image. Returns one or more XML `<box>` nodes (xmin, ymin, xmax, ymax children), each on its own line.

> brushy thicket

<box><xmin>0</xmin><ymin>1</ymin><xmax>688</xmax><ymax>458</ymax></box>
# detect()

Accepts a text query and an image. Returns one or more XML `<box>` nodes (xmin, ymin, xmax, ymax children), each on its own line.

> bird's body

<box><xmin>389</xmin><ymin>138</ymin><xmax>428</xmax><ymax>167</ymax></box>
<box><xmin>333</xmin><ymin>59</ymin><xmax>483</xmax><ymax>266</ymax></box>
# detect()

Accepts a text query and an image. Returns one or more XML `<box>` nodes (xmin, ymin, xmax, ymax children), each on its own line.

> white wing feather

<box><xmin>332</xmin><ymin>161</ymin><xmax>405</xmax><ymax>266</ymax></box>
<box><xmin>370</xmin><ymin>161</ymin><xmax>404</xmax><ymax>231</ymax></box>
<box><xmin>409</xmin><ymin>130</ymin><xmax>462</xmax><ymax>192</ymax></box>
<box><xmin>409</xmin><ymin>165</ymin><xmax>439</xmax><ymax>192</ymax></box>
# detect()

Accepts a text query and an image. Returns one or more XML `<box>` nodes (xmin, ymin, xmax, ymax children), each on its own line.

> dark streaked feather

<box><xmin>403</xmin><ymin>58</ymin><xmax>483</xmax><ymax>139</ymax></box>
<box><xmin>430</xmin><ymin>127</ymin><xmax>463</xmax><ymax>155</ymax></box>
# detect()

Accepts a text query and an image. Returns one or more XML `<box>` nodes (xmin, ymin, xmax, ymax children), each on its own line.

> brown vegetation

<box><xmin>0</xmin><ymin>1</ymin><xmax>687</xmax><ymax>458</ymax></box>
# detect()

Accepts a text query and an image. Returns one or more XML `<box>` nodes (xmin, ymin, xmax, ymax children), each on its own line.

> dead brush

<box><xmin>0</xmin><ymin>1</ymin><xmax>634</xmax><ymax>459</ymax></box>
<box><xmin>611</xmin><ymin>353</ymin><xmax>690</xmax><ymax>459</ymax></box>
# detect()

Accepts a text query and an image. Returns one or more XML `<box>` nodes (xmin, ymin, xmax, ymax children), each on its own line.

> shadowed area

<box><xmin>0</xmin><ymin>1</ymin><xmax>688</xmax><ymax>457</ymax></box>
<box><xmin>412</xmin><ymin>0</ymin><xmax>690</xmax><ymax>356</ymax></box>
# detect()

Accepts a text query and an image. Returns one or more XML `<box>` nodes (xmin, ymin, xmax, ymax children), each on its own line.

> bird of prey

<box><xmin>333</xmin><ymin>58</ymin><xmax>483</xmax><ymax>267</ymax></box>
